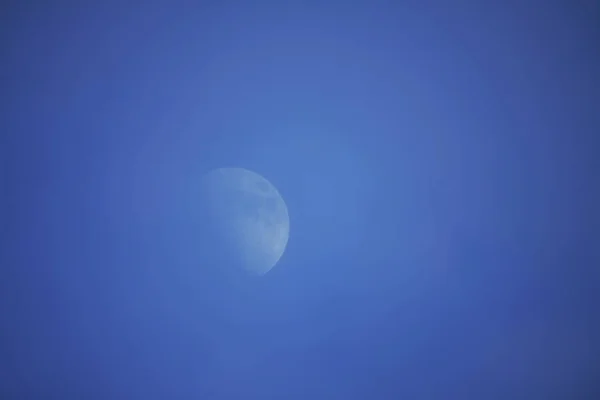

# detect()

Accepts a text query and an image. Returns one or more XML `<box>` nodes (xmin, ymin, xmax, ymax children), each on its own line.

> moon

<box><xmin>201</xmin><ymin>167</ymin><xmax>290</xmax><ymax>275</ymax></box>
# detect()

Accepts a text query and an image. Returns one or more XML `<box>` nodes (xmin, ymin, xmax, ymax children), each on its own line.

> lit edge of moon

<box><xmin>202</xmin><ymin>167</ymin><xmax>290</xmax><ymax>276</ymax></box>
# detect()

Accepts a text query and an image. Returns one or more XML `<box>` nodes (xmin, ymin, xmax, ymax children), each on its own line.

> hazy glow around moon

<box><xmin>202</xmin><ymin>167</ymin><xmax>290</xmax><ymax>275</ymax></box>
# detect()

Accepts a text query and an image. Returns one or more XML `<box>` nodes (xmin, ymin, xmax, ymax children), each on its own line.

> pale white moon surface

<box><xmin>201</xmin><ymin>167</ymin><xmax>290</xmax><ymax>275</ymax></box>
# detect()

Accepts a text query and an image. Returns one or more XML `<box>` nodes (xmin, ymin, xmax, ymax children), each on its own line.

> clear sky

<box><xmin>2</xmin><ymin>2</ymin><xmax>599</xmax><ymax>398</ymax></box>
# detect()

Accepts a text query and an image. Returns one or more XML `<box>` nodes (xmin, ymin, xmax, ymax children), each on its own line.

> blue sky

<box><xmin>3</xmin><ymin>2</ymin><xmax>599</xmax><ymax>398</ymax></box>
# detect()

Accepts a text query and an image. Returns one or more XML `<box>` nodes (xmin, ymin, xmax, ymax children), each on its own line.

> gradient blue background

<box><xmin>2</xmin><ymin>2</ymin><xmax>599</xmax><ymax>398</ymax></box>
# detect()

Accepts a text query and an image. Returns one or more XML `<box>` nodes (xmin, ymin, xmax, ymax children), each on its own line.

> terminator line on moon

<box><xmin>201</xmin><ymin>167</ymin><xmax>290</xmax><ymax>275</ymax></box>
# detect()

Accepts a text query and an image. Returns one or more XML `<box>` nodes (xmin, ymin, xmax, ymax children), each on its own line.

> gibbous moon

<box><xmin>201</xmin><ymin>167</ymin><xmax>290</xmax><ymax>275</ymax></box>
